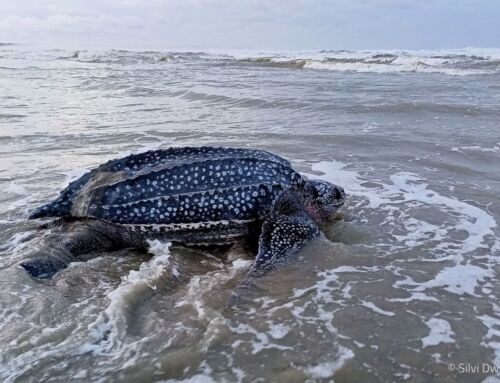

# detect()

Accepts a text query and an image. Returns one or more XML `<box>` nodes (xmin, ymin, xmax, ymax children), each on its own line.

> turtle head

<box><xmin>303</xmin><ymin>179</ymin><xmax>345</xmax><ymax>223</ymax></box>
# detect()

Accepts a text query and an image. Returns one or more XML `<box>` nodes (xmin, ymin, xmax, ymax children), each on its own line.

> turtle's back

<box><xmin>30</xmin><ymin>147</ymin><xmax>303</xmax><ymax>236</ymax></box>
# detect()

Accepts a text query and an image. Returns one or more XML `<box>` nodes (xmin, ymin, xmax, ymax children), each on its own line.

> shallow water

<box><xmin>1</xmin><ymin>46</ymin><xmax>500</xmax><ymax>382</ymax></box>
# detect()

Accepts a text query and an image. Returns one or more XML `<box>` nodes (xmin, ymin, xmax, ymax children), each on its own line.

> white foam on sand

<box><xmin>83</xmin><ymin>240</ymin><xmax>173</xmax><ymax>353</ymax></box>
<box><xmin>422</xmin><ymin>318</ymin><xmax>455</xmax><ymax>347</ymax></box>
<box><xmin>305</xmin><ymin>347</ymin><xmax>355</xmax><ymax>379</ymax></box>
<box><xmin>311</xmin><ymin>160</ymin><xmax>498</xmax><ymax>298</ymax></box>
<box><xmin>231</xmin><ymin>323</ymin><xmax>293</xmax><ymax>355</ymax></box>
<box><xmin>310</xmin><ymin>152</ymin><xmax>500</xmax><ymax>372</ymax></box>
<box><xmin>389</xmin><ymin>172</ymin><xmax>496</xmax><ymax>256</ymax></box>
<box><xmin>174</xmin><ymin>258</ymin><xmax>252</xmax><ymax>352</ymax></box>
<box><xmin>361</xmin><ymin>301</ymin><xmax>396</xmax><ymax>317</ymax></box>
<box><xmin>267</xmin><ymin>323</ymin><xmax>290</xmax><ymax>339</ymax></box>
<box><xmin>414</xmin><ymin>264</ymin><xmax>494</xmax><ymax>296</ymax></box>
<box><xmin>175</xmin><ymin>257</ymin><xmax>251</xmax><ymax>320</ymax></box>
<box><xmin>162</xmin><ymin>363</ymin><xmax>217</xmax><ymax>383</ymax></box>
<box><xmin>388</xmin><ymin>292</ymin><xmax>439</xmax><ymax>303</ymax></box>
<box><xmin>312</xmin><ymin>161</ymin><xmax>496</xmax><ymax>259</ymax></box>
<box><xmin>479</xmin><ymin>304</ymin><xmax>500</xmax><ymax>381</ymax></box>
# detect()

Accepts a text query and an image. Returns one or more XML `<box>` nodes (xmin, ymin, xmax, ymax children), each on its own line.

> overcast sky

<box><xmin>1</xmin><ymin>0</ymin><xmax>499</xmax><ymax>50</ymax></box>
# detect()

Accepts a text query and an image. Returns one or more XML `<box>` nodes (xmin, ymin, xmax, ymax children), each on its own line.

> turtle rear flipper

<box><xmin>20</xmin><ymin>247</ymin><xmax>77</xmax><ymax>279</ymax></box>
<box><xmin>230</xmin><ymin>190</ymin><xmax>321</xmax><ymax>303</ymax></box>
<box><xmin>20</xmin><ymin>219</ymin><xmax>146</xmax><ymax>279</ymax></box>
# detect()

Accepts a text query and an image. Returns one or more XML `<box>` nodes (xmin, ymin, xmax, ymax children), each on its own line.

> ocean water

<box><xmin>0</xmin><ymin>46</ymin><xmax>499</xmax><ymax>382</ymax></box>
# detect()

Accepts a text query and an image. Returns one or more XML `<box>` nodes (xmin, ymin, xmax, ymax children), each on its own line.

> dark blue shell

<box><xmin>31</xmin><ymin>147</ymin><xmax>304</xmax><ymax>231</ymax></box>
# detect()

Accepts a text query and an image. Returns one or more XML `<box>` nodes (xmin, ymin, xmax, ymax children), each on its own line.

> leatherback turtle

<box><xmin>21</xmin><ymin>147</ymin><xmax>345</xmax><ymax>280</ymax></box>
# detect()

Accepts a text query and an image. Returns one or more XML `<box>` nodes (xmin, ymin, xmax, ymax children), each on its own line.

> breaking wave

<box><xmin>5</xmin><ymin>47</ymin><xmax>498</xmax><ymax>76</ymax></box>
<box><xmin>232</xmin><ymin>49</ymin><xmax>500</xmax><ymax>75</ymax></box>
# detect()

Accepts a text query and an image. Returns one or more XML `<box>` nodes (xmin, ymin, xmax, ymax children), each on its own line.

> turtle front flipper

<box><xmin>231</xmin><ymin>190</ymin><xmax>321</xmax><ymax>303</ymax></box>
<box><xmin>252</xmin><ymin>190</ymin><xmax>321</xmax><ymax>273</ymax></box>
<box><xmin>20</xmin><ymin>219</ymin><xmax>146</xmax><ymax>279</ymax></box>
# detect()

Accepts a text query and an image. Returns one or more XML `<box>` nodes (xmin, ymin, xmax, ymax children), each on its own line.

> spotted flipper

<box><xmin>230</xmin><ymin>190</ymin><xmax>320</xmax><ymax>305</ymax></box>
<box><xmin>252</xmin><ymin>190</ymin><xmax>321</xmax><ymax>273</ymax></box>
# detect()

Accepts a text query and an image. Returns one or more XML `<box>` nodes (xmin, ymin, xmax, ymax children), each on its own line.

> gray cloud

<box><xmin>0</xmin><ymin>0</ymin><xmax>499</xmax><ymax>49</ymax></box>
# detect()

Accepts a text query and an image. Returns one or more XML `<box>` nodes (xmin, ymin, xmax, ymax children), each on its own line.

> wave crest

<box><xmin>233</xmin><ymin>49</ymin><xmax>500</xmax><ymax>75</ymax></box>
<box><xmin>7</xmin><ymin>47</ymin><xmax>500</xmax><ymax>76</ymax></box>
